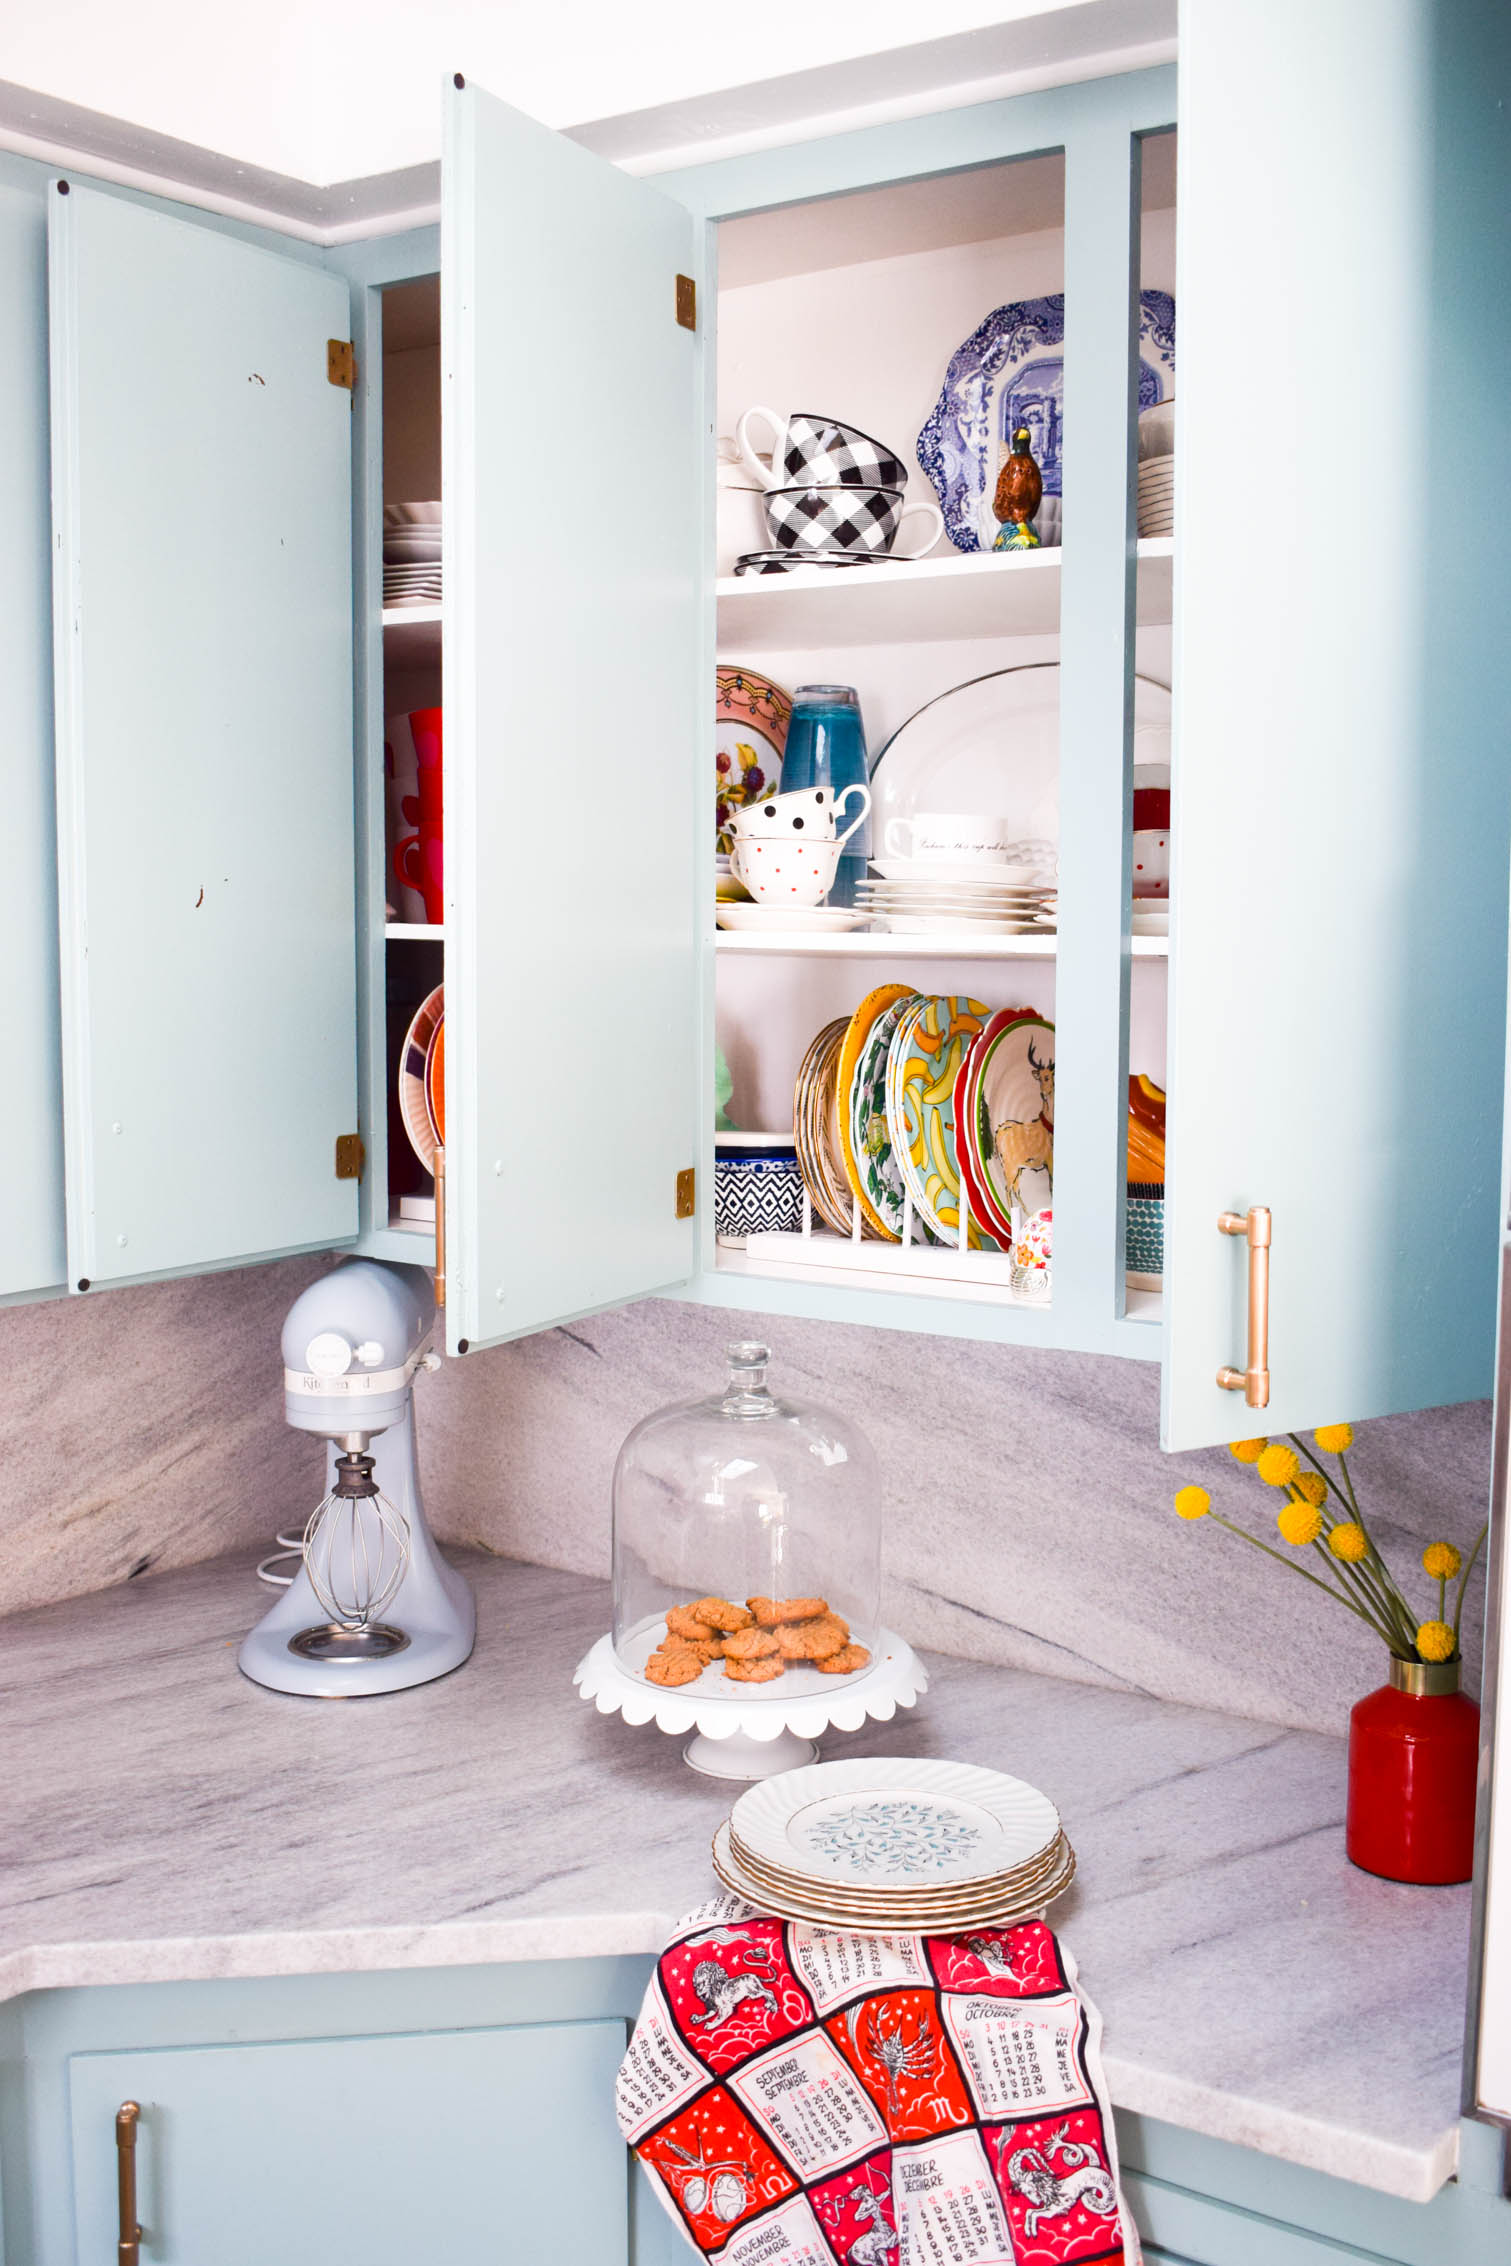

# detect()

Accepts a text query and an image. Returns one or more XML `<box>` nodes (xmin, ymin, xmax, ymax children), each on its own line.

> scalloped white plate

<box><xmin>731</xmin><ymin>1756</ymin><xmax>1060</xmax><ymax>1890</ymax></box>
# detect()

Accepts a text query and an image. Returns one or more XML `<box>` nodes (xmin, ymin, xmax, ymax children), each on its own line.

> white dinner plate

<box><xmin>710</xmin><ymin>1822</ymin><xmax>1077</xmax><ymax>1930</ymax></box>
<box><xmin>731</xmin><ymin>1755</ymin><xmax>1061</xmax><ymax>1891</ymax></box>
<box><xmin>869</xmin><ymin>666</ymin><xmax>1172</xmax><ymax>863</ymax></box>
<box><xmin>715</xmin><ymin>904</ymin><xmax>870</xmax><ymax>932</ymax></box>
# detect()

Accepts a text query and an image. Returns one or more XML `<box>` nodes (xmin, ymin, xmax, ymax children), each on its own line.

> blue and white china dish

<box><xmin>917</xmin><ymin>289</ymin><xmax>1176</xmax><ymax>552</ymax></box>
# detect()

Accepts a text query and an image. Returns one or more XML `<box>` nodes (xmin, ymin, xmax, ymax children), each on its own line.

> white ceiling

<box><xmin>0</xmin><ymin>0</ymin><xmax>1174</xmax><ymax>187</ymax></box>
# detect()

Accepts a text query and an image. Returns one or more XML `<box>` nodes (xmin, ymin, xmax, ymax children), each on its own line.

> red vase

<box><xmin>1346</xmin><ymin>1655</ymin><xmax>1480</xmax><ymax>1884</ymax></box>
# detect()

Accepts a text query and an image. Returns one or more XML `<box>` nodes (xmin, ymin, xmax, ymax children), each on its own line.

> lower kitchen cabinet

<box><xmin>2</xmin><ymin>1961</ymin><xmax>1505</xmax><ymax>2266</ymax></box>
<box><xmin>68</xmin><ymin>2021</ymin><xmax>628</xmax><ymax>2264</ymax></box>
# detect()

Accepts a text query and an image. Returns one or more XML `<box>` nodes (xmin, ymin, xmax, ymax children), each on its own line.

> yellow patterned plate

<box><xmin>836</xmin><ymin>985</ymin><xmax>916</xmax><ymax>1240</ymax></box>
<box><xmin>888</xmin><ymin>995</ymin><xmax>991</xmax><ymax>1244</ymax></box>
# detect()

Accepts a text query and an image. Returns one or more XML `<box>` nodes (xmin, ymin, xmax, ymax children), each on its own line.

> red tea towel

<box><xmin>617</xmin><ymin>1894</ymin><xmax>1139</xmax><ymax>2266</ymax></box>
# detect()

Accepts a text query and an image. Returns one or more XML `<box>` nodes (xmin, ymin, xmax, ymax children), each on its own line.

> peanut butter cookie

<box><xmin>689</xmin><ymin>1596</ymin><xmax>753</xmax><ymax>1632</ymax></box>
<box><xmin>644</xmin><ymin>1649</ymin><xmax>704</xmax><ymax>1687</ymax></box>
<box><xmin>817</xmin><ymin>1644</ymin><xmax>871</xmax><ymax>1675</ymax></box>
<box><xmin>723</xmin><ymin>1654</ymin><xmax>785</xmax><ymax>1683</ymax></box>
<box><xmin>660</xmin><ymin>1632</ymin><xmax>721</xmax><ymax>1663</ymax></box>
<box><xmin>666</xmin><ymin>1604</ymin><xmax>719</xmax><ymax>1642</ymax></box>
<box><xmin>721</xmin><ymin>1625</ymin><xmax>780</xmax><ymax>1661</ymax></box>
<box><xmin>778</xmin><ymin>1614</ymin><xmax>849</xmax><ymax>1661</ymax></box>
<box><xmin>747</xmin><ymin>1595</ymin><xmax>828</xmax><ymax>1628</ymax></box>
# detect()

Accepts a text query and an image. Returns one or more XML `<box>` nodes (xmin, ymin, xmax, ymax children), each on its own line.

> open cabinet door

<box><xmin>1162</xmin><ymin>0</ymin><xmax>1511</xmax><ymax>1448</ymax></box>
<box><xmin>49</xmin><ymin>183</ymin><xmax>357</xmax><ymax>1287</ymax></box>
<box><xmin>442</xmin><ymin>79</ymin><xmax>701</xmax><ymax>1353</ymax></box>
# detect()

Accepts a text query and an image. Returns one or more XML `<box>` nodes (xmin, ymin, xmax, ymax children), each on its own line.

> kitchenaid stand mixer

<box><xmin>239</xmin><ymin>1260</ymin><xmax>475</xmax><ymax>1697</ymax></box>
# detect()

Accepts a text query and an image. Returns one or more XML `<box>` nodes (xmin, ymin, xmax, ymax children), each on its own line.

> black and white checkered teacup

<box><xmin>737</xmin><ymin>404</ymin><xmax>907</xmax><ymax>491</ymax></box>
<box><xmin>763</xmin><ymin>482</ymin><xmax>944</xmax><ymax>559</ymax></box>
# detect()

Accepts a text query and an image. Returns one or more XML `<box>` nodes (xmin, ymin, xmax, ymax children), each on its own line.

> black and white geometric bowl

<box><xmin>763</xmin><ymin>483</ymin><xmax>907</xmax><ymax>557</ymax></box>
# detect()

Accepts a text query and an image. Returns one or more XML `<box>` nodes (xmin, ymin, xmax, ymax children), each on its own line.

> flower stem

<box><xmin>1208</xmin><ymin>1515</ymin><xmax>1398</xmax><ymax>1634</ymax></box>
<box><xmin>1309</xmin><ymin>1540</ymin><xmax>1403</xmax><ymax>1647</ymax></box>
<box><xmin>1452</xmin><ymin>1522</ymin><xmax>1489</xmax><ymax>1647</ymax></box>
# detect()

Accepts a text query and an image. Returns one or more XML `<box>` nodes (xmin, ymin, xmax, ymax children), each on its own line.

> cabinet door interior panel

<box><xmin>0</xmin><ymin>178</ymin><xmax>64</xmax><ymax>1296</ymax></box>
<box><xmin>1162</xmin><ymin>0</ymin><xmax>1511</xmax><ymax>1447</ymax></box>
<box><xmin>48</xmin><ymin>183</ymin><xmax>358</xmax><ymax>1286</ymax></box>
<box><xmin>67</xmin><ymin>2019</ymin><xmax>629</xmax><ymax>2264</ymax></box>
<box><xmin>443</xmin><ymin>80</ymin><xmax>701</xmax><ymax>1352</ymax></box>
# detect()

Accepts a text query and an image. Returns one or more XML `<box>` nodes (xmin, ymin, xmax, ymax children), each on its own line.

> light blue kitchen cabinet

<box><xmin>68</xmin><ymin>2021</ymin><xmax>628</xmax><ymax>2264</ymax></box>
<box><xmin>1158</xmin><ymin>0</ymin><xmax>1511</xmax><ymax>1449</ymax></box>
<box><xmin>0</xmin><ymin>164</ymin><xmax>65</xmax><ymax>1301</ymax></box>
<box><xmin>47</xmin><ymin>182</ymin><xmax>360</xmax><ymax>1290</ymax></box>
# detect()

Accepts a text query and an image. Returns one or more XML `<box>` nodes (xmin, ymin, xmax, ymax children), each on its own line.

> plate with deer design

<box><xmin>962</xmin><ymin>1012</ymin><xmax>1056</xmax><ymax>1248</ymax></box>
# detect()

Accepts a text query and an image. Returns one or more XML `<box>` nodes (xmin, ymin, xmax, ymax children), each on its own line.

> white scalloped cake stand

<box><xmin>573</xmin><ymin>1628</ymin><xmax>927</xmax><ymax>1779</ymax></box>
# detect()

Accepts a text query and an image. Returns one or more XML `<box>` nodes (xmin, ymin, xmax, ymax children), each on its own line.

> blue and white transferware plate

<box><xmin>730</xmin><ymin>1757</ymin><xmax>1061</xmax><ymax>1891</ymax></box>
<box><xmin>917</xmin><ymin>289</ymin><xmax>1176</xmax><ymax>552</ymax></box>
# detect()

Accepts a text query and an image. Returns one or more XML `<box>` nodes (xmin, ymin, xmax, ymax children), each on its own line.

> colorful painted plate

<box><xmin>888</xmin><ymin>996</ymin><xmax>992</xmax><ymax>1245</ymax></box>
<box><xmin>716</xmin><ymin>667</ymin><xmax>791</xmax><ymax>855</ymax></box>
<box><xmin>917</xmin><ymin>289</ymin><xmax>1175</xmax><ymax>550</ymax></box>
<box><xmin>849</xmin><ymin>993</ymin><xmax>925</xmax><ymax>1242</ymax></box>
<box><xmin>836</xmin><ymin>985</ymin><xmax>916</xmax><ymax>1239</ymax></box>
<box><xmin>398</xmin><ymin>984</ymin><xmax>444</xmax><ymax>1173</ymax></box>
<box><xmin>967</xmin><ymin>1012</ymin><xmax>1056</xmax><ymax>1239</ymax></box>
<box><xmin>424</xmin><ymin>1014</ymin><xmax>445</xmax><ymax>1148</ymax></box>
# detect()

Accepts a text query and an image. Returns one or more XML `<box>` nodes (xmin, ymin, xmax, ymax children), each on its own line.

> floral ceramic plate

<box><xmin>887</xmin><ymin>995</ymin><xmax>992</xmax><ymax>1246</ymax></box>
<box><xmin>848</xmin><ymin>993</ymin><xmax>925</xmax><ymax>1242</ymax></box>
<box><xmin>716</xmin><ymin>667</ymin><xmax>791</xmax><ymax>855</ymax></box>
<box><xmin>917</xmin><ymin>288</ymin><xmax>1176</xmax><ymax>551</ymax></box>
<box><xmin>836</xmin><ymin>985</ymin><xmax>916</xmax><ymax>1238</ymax></box>
<box><xmin>398</xmin><ymin>984</ymin><xmax>444</xmax><ymax>1172</ymax></box>
<box><xmin>730</xmin><ymin>1757</ymin><xmax>1061</xmax><ymax>1891</ymax></box>
<box><xmin>965</xmin><ymin>1011</ymin><xmax>1056</xmax><ymax>1240</ymax></box>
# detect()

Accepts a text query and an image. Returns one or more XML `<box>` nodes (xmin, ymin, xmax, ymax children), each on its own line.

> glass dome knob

<box><xmin>722</xmin><ymin>1341</ymin><xmax>774</xmax><ymax>1415</ymax></box>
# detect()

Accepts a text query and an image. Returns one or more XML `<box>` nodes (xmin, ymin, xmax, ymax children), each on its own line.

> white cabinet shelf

<box><xmin>716</xmin><ymin>538</ymin><xmax>1173</xmax><ymax>651</ymax></box>
<box><xmin>714</xmin><ymin>928</ymin><xmax>1167</xmax><ymax>960</ymax></box>
<box><xmin>386</xmin><ymin>922</ymin><xmax>444</xmax><ymax>942</ymax></box>
<box><xmin>381</xmin><ymin>604</ymin><xmax>442</xmax><ymax>664</ymax></box>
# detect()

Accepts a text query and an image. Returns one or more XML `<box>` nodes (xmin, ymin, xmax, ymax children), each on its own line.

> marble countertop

<box><xmin>0</xmin><ymin>1551</ymin><xmax>1471</xmax><ymax>2202</ymax></box>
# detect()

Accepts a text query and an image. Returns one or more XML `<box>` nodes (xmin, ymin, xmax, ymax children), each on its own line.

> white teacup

<box><xmin>884</xmin><ymin>813</ymin><xmax>1013</xmax><ymax>864</ymax></box>
<box><xmin>730</xmin><ymin>782</ymin><xmax>870</xmax><ymax>846</ymax></box>
<box><xmin>730</xmin><ymin>782</ymin><xmax>871</xmax><ymax>906</ymax></box>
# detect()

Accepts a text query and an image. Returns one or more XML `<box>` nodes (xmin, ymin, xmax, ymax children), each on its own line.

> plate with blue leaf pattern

<box><xmin>731</xmin><ymin>1757</ymin><xmax>1061</xmax><ymax>1893</ymax></box>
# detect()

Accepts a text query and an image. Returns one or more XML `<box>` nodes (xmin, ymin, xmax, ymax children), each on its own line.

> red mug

<box><xmin>395</xmin><ymin>707</ymin><xmax>443</xmax><ymax>924</ymax></box>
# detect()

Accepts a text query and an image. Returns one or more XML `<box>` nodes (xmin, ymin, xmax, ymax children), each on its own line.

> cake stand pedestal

<box><xmin>573</xmin><ymin>1629</ymin><xmax>927</xmax><ymax>1780</ymax></box>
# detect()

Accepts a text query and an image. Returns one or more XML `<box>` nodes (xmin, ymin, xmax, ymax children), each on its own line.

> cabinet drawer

<box><xmin>68</xmin><ymin>2017</ymin><xmax>628</xmax><ymax>2265</ymax></box>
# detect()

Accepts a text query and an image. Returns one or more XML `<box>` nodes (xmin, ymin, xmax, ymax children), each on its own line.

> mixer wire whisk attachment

<box><xmin>301</xmin><ymin>1449</ymin><xmax>411</xmax><ymax>1630</ymax></box>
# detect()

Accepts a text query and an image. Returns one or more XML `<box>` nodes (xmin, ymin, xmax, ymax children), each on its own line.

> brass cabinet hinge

<box><xmin>676</xmin><ymin>1166</ymin><xmax>696</xmax><ymax>1219</ymax></box>
<box><xmin>335</xmin><ymin>1133</ymin><xmax>365</xmax><ymax>1181</ymax></box>
<box><xmin>327</xmin><ymin>338</ymin><xmax>356</xmax><ymax>390</ymax></box>
<box><xmin>675</xmin><ymin>276</ymin><xmax>696</xmax><ymax>332</ymax></box>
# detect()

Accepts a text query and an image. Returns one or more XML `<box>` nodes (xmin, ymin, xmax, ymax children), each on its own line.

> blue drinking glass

<box><xmin>779</xmin><ymin>685</ymin><xmax>870</xmax><ymax>907</ymax></box>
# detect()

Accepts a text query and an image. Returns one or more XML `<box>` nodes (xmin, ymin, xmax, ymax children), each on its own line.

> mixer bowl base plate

<box><xmin>288</xmin><ymin>1621</ymin><xmax>411</xmax><ymax>1664</ymax></box>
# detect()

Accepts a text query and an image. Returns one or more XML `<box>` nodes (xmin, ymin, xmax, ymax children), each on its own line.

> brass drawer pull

<box><xmin>1217</xmin><ymin>1205</ymin><xmax>1271</xmax><ymax>1408</ymax></box>
<box><xmin>115</xmin><ymin>2100</ymin><xmax>141</xmax><ymax>2265</ymax></box>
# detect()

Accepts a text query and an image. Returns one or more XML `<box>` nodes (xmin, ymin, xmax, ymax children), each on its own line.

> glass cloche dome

<box><xmin>611</xmin><ymin>1343</ymin><xmax>881</xmax><ymax>1697</ymax></box>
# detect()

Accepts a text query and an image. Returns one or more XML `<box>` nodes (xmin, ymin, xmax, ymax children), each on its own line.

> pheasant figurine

<box><xmin>992</xmin><ymin>423</ymin><xmax>1043</xmax><ymax>550</ymax></box>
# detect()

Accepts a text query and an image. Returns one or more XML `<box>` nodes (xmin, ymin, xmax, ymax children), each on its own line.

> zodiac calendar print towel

<box><xmin>617</xmin><ymin>1896</ymin><xmax>1140</xmax><ymax>2266</ymax></box>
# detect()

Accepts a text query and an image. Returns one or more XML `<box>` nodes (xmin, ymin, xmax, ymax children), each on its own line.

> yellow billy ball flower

<box><xmin>1295</xmin><ymin>1471</ymin><xmax>1328</xmax><ymax>1507</ymax></box>
<box><xmin>1328</xmin><ymin>1522</ymin><xmax>1369</xmax><ymax>1562</ymax></box>
<box><xmin>1228</xmin><ymin>1438</ymin><xmax>1267</xmax><ymax>1464</ymax></box>
<box><xmin>1256</xmin><ymin>1442</ymin><xmax>1301</xmax><ymax>1488</ymax></box>
<box><xmin>1416</xmin><ymin>1621</ymin><xmax>1456</xmax><ymax>1664</ymax></box>
<box><xmin>1277</xmin><ymin>1500</ymin><xmax>1323</xmax><ymax>1546</ymax></box>
<box><xmin>1174</xmin><ymin>1485</ymin><xmax>1211</xmax><ymax>1520</ymax></box>
<box><xmin>1314</xmin><ymin>1423</ymin><xmax>1354</xmax><ymax>1453</ymax></box>
<box><xmin>1422</xmin><ymin>1541</ymin><xmax>1462</xmax><ymax>1581</ymax></box>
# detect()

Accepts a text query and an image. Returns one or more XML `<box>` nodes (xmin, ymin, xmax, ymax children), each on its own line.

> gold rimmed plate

<box><xmin>712</xmin><ymin>1822</ymin><xmax>1077</xmax><ymax>1930</ymax></box>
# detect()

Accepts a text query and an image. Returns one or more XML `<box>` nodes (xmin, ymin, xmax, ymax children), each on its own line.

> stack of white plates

<box><xmin>383</xmin><ymin>502</ymin><xmax>441</xmax><ymax>605</ymax></box>
<box><xmin>857</xmin><ymin>873</ymin><xmax>1057</xmax><ymax>936</ymax></box>
<box><xmin>1137</xmin><ymin>456</ymin><xmax>1174</xmax><ymax>538</ymax></box>
<box><xmin>711</xmin><ymin>1757</ymin><xmax>1076</xmax><ymax>1930</ymax></box>
<box><xmin>1131</xmin><ymin>904</ymin><xmax>1169</xmax><ymax>937</ymax></box>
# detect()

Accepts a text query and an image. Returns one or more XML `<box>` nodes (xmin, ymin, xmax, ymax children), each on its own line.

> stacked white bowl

<box><xmin>1137</xmin><ymin>397</ymin><xmax>1175</xmax><ymax>538</ymax></box>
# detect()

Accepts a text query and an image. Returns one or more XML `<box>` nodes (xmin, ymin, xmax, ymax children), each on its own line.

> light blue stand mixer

<box><xmin>238</xmin><ymin>1260</ymin><xmax>475</xmax><ymax>1697</ymax></box>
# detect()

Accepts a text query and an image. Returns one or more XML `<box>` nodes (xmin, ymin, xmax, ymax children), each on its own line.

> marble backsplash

<box><xmin>0</xmin><ymin>1257</ymin><xmax>1492</xmax><ymax>1736</ymax></box>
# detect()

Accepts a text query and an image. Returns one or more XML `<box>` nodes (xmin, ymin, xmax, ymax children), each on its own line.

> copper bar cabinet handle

<box><xmin>1217</xmin><ymin>1205</ymin><xmax>1271</xmax><ymax>1408</ymax></box>
<box><xmin>433</xmin><ymin>1143</ymin><xmax>446</xmax><ymax>1310</ymax></box>
<box><xmin>115</xmin><ymin>2100</ymin><xmax>142</xmax><ymax>2265</ymax></box>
